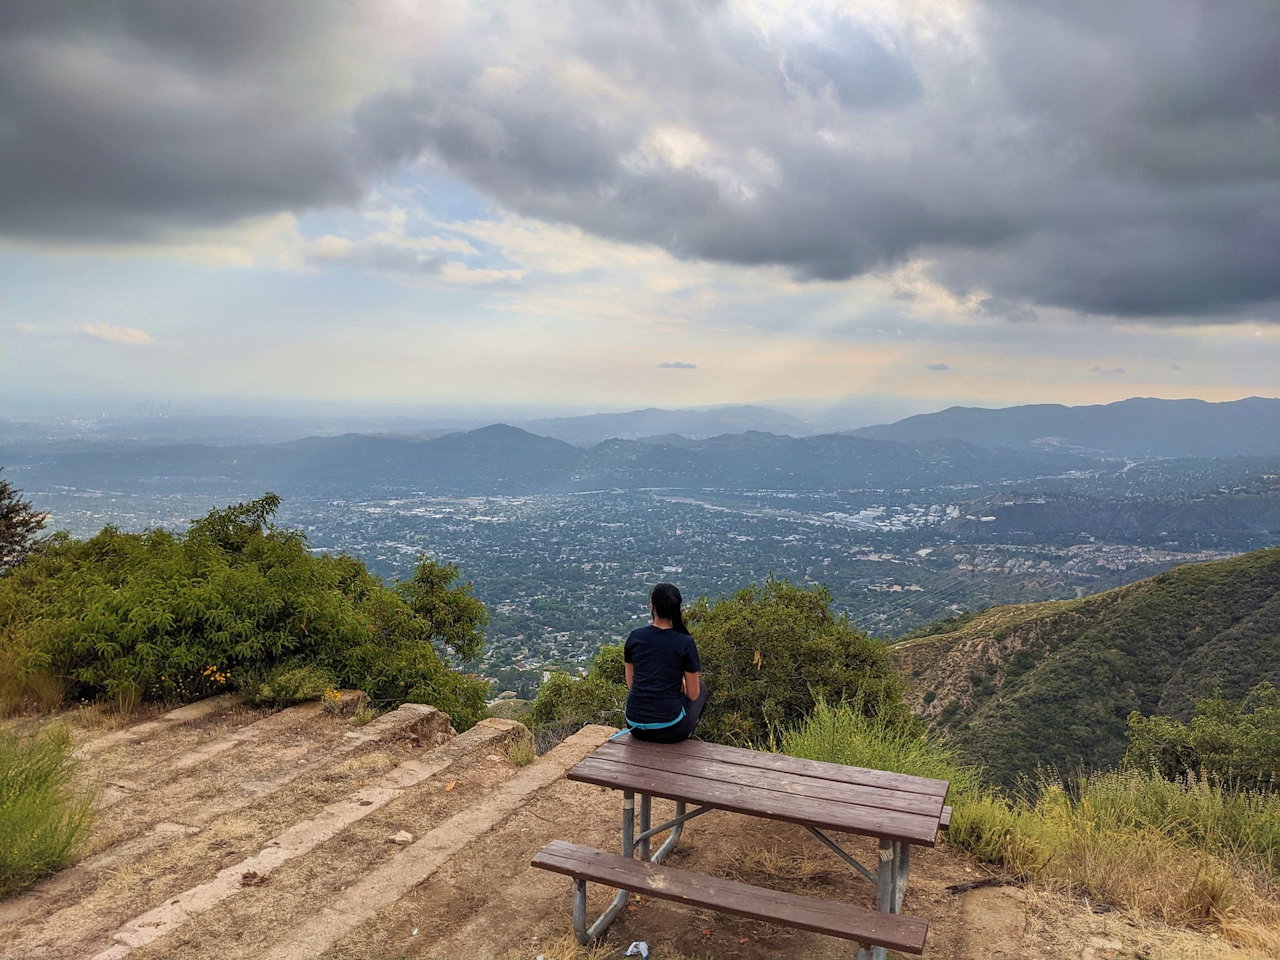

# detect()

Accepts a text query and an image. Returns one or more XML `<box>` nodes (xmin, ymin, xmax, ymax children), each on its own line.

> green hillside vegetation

<box><xmin>0</xmin><ymin>494</ymin><xmax>490</xmax><ymax>728</ymax></box>
<box><xmin>1126</xmin><ymin>682</ymin><xmax>1280</xmax><ymax>791</ymax></box>
<box><xmin>892</xmin><ymin>547</ymin><xmax>1280</xmax><ymax>787</ymax></box>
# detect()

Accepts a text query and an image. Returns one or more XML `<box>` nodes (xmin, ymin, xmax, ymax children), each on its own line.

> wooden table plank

<box><xmin>568</xmin><ymin>756</ymin><xmax>943</xmax><ymax>845</ymax></box>
<box><xmin>533</xmin><ymin>840</ymin><xmax>929</xmax><ymax>953</ymax></box>
<box><xmin>598</xmin><ymin>739</ymin><xmax>944</xmax><ymax>818</ymax></box>
<box><xmin>597</xmin><ymin>734</ymin><xmax>950</xmax><ymax>798</ymax></box>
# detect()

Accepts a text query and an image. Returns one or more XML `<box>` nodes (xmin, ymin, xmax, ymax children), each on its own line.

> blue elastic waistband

<box><xmin>626</xmin><ymin>707</ymin><xmax>686</xmax><ymax>731</ymax></box>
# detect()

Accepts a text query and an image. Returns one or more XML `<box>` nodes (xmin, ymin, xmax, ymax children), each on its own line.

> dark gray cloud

<box><xmin>925</xmin><ymin>363</ymin><xmax>950</xmax><ymax>372</ymax></box>
<box><xmin>2</xmin><ymin>0</ymin><xmax>1276</xmax><ymax>321</ymax></box>
<box><xmin>0</xmin><ymin>0</ymin><xmax>390</xmax><ymax>240</ymax></box>
<box><xmin>657</xmin><ymin>361</ymin><xmax>697</xmax><ymax>369</ymax></box>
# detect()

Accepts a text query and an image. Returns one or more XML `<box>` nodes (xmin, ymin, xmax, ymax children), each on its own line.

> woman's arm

<box><xmin>682</xmin><ymin>671</ymin><xmax>701</xmax><ymax>700</ymax></box>
<box><xmin>625</xmin><ymin>662</ymin><xmax>635</xmax><ymax>690</ymax></box>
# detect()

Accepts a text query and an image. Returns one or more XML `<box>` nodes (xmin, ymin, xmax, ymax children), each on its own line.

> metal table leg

<box><xmin>855</xmin><ymin>839</ymin><xmax>912</xmax><ymax>960</ymax></box>
<box><xmin>572</xmin><ymin>790</ymin><xmax>634</xmax><ymax>944</ymax></box>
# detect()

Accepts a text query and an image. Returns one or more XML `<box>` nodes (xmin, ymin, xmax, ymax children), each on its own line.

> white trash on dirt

<box><xmin>625</xmin><ymin>942</ymin><xmax>650</xmax><ymax>959</ymax></box>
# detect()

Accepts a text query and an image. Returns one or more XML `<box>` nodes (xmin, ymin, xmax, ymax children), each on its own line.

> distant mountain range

<box><xmin>516</xmin><ymin>405</ymin><xmax>811</xmax><ymax>443</ymax></box>
<box><xmin>1</xmin><ymin>424</ymin><xmax>1099</xmax><ymax>497</ymax></box>
<box><xmin>7</xmin><ymin>396</ymin><xmax>1278</xmax><ymax>455</ymax></box>
<box><xmin>892</xmin><ymin>546</ymin><xmax>1280</xmax><ymax>787</ymax></box>
<box><xmin>852</xmin><ymin>396</ymin><xmax>1280</xmax><ymax>457</ymax></box>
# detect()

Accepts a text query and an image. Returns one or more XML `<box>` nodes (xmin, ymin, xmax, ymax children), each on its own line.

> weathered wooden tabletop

<box><xmin>567</xmin><ymin>733</ymin><xmax>950</xmax><ymax>846</ymax></box>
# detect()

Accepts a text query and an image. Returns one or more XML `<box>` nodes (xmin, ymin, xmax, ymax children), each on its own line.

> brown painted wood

<box><xmin>592</xmin><ymin>738</ymin><xmax>944</xmax><ymax>818</ymax></box>
<box><xmin>568</xmin><ymin>755</ymin><xmax>942</xmax><ymax>845</ymax></box>
<box><xmin>598</xmin><ymin>734</ymin><xmax>950</xmax><ymax>797</ymax></box>
<box><xmin>532</xmin><ymin>840</ymin><xmax>929</xmax><ymax>954</ymax></box>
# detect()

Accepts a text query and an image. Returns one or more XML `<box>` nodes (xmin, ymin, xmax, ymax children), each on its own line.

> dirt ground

<box><xmin>4</xmin><ymin>702</ymin><xmax>1269</xmax><ymax>960</ymax></box>
<box><xmin>324</xmin><ymin>783</ymin><xmax>1268</xmax><ymax>960</ymax></box>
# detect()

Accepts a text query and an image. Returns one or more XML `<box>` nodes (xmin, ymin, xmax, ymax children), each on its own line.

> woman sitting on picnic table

<box><xmin>623</xmin><ymin>582</ymin><xmax>709</xmax><ymax>743</ymax></box>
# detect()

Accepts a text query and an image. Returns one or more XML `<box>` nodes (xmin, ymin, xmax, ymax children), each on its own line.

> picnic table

<box><xmin>532</xmin><ymin>732</ymin><xmax>952</xmax><ymax>960</ymax></box>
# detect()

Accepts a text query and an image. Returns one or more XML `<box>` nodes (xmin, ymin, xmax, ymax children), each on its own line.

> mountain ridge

<box><xmin>853</xmin><ymin>396</ymin><xmax>1280</xmax><ymax>457</ymax></box>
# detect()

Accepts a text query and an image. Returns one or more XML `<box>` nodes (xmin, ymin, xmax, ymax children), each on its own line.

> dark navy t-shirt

<box><xmin>624</xmin><ymin>625</ymin><xmax>701</xmax><ymax>724</ymax></box>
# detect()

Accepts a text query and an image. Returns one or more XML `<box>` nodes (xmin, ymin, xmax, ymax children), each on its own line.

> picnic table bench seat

<box><xmin>533</xmin><ymin>840</ymin><xmax>930</xmax><ymax>954</ymax></box>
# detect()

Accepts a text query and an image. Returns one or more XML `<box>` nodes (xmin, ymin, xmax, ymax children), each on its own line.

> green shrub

<box><xmin>0</xmin><ymin>494</ymin><xmax>491</xmax><ymax>729</ymax></box>
<box><xmin>0</xmin><ymin>725</ymin><xmax>92</xmax><ymax>898</ymax></box>
<box><xmin>1126</xmin><ymin>682</ymin><xmax>1280</xmax><ymax>791</ymax></box>
<box><xmin>247</xmin><ymin>663</ymin><xmax>338</xmax><ymax>708</ymax></box>
<box><xmin>529</xmin><ymin>672</ymin><xmax>626</xmax><ymax>731</ymax></box>
<box><xmin>591</xmin><ymin>643</ymin><xmax>625</xmax><ymax>686</ymax></box>
<box><xmin>689</xmin><ymin>578</ymin><xmax>911</xmax><ymax>745</ymax></box>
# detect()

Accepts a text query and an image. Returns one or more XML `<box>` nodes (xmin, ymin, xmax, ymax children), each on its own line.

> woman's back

<box><xmin>624</xmin><ymin>624</ymin><xmax>700</xmax><ymax>724</ymax></box>
<box><xmin>622</xmin><ymin>583</ymin><xmax>709</xmax><ymax>743</ymax></box>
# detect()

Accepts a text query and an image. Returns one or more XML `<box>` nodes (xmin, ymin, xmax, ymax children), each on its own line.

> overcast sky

<box><xmin>2</xmin><ymin>0</ymin><xmax>1277</xmax><ymax>414</ymax></box>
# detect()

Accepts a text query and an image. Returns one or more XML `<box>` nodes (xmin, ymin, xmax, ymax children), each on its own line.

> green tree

<box><xmin>529</xmin><ymin>644</ymin><xmax>626</xmax><ymax>732</ymax></box>
<box><xmin>0</xmin><ymin>470</ymin><xmax>45</xmax><ymax>571</ymax></box>
<box><xmin>689</xmin><ymin>577</ymin><xmax>911</xmax><ymax>745</ymax></box>
<box><xmin>1126</xmin><ymin>682</ymin><xmax>1280</xmax><ymax>791</ymax></box>
<box><xmin>0</xmin><ymin>494</ymin><xmax>490</xmax><ymax>727</ymax></box>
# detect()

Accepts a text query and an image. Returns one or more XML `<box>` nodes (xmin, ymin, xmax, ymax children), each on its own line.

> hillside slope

<box><xmin>891</xmin><ymin>547</ymin><xmax>1280</xmax><ymax>787</ymax></box>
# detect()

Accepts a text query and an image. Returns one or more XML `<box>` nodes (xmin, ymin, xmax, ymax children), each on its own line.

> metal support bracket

<box><xmin>804</xmin><ymin>826</ymin><xmax>877</xmax><ymax>885</ymax></box>
<box><xmin>636</xmin><ymin>803</ymin><xmax>710</xmax><ymax>847</ymax></box>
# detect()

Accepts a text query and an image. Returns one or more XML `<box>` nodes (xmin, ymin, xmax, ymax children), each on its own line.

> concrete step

<box><xmin>95</xmin><ymin>702</ymin><xmax>326</xmax><ymax>810</ymax></box>
<box><xmin>265</xmin><ymin>724</ymin><xmax>615</xmax><ymax>960</ymax></box>
<box><xmin>0</xmin><ymin>703</ymin><xmax>454</xmax><ymax>943</ymax></box>
<box><xmin>82</xmin><ymin>719</ymin><xmax>530</xmax><ymax>960</ymax></box>
<box><xmin>73</xmin><ymin>695</ymin><xmax>244</xmax><ymax>760</ymax></box>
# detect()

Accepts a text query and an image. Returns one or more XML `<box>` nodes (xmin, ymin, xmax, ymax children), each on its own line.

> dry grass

<box><xmin>724</xmin><ymin>842</ymin><xmax>839</xmax><ymax>889</ymax></box>
<box><xmin>70</xmin><ymin>700</ymin><xmax>168</xmax><ymax>734</ymax></box>
<box><xmin>500</xmin><ymin>933</ymin><xmax>618</xmax><ymax>960</ymax></box>
<box><xmin>0</xmin><ymin>646</ymin><xmax>64</xmax><ymax>717</ymax></box>
<box><xmin>994</xmin><ymin>796</ymin><xmax>1280</xmax><ymax>951</ymax></box>
<box><xmin>507</xmin><ymin>734</ymin><xmax>536</xmax><ymax>768</ymax></box>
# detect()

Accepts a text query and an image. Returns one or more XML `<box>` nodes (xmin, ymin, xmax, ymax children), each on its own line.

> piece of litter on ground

<box><xmin>624</xmin><ymin>942</ymin><xmax>649</xmax><ymax>960</ymax></box>
<box><xmin>411</xmin><ymin>928</ymin><xmax>418</xmax><ymax>936</ymax></box>
<box><xmin>389</xmin><ymin>830</ymin><xmax>414</xmax><ymax>844</ymax></box>
<box><xmin>444</xmin><ymin>780</ymin><xmax>457</xmax><ymax>792</ymax></box>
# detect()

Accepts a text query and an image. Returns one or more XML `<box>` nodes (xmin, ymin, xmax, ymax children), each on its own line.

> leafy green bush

<box><xmin>529</xmin><ymin>659</ymin><xmax>627</xmax><ymax>731</ymax></box>
<box><xmin>247</xmin><ymin>663</ymin><xmax>338</xmax><ymax>708</ymax></box>
<box><xmin>689</xmin><ymin>578</ymin><xmax>911</xmax><ymax>745</ymax></box>
<box><xmin>0</xmin><ymin>725</ymin><xmax>92</xmax><ymax>898</ymax></box>
<box><xmin>1126</xmin><ymin>682</ymin><xmax>1280</xmax><ymax>791</ymax></box>
<box><xmin>0</xmin><ymin>494</ymin><xmax>490</xmax><ymax>728</ymax></box>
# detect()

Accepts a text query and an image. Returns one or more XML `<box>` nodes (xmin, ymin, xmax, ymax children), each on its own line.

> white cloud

<box><xmin>79</xmin><ymin>323</ymin><xmax>154</xmax><ymax>345</ymax></box>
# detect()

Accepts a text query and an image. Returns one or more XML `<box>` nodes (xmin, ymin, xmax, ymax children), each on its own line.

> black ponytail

<box><xmin>650</xmin><ymin>582</ymin><xmax>689</xmax><ymax>635</ymax></box>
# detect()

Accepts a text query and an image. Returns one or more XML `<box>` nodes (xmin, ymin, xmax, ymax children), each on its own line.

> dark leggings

<box><xmin>629</xmin><ymin>681</ymin><xmax>710</xmax><ymax>743</ymax></box>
